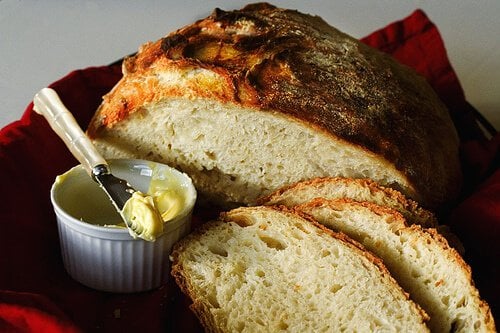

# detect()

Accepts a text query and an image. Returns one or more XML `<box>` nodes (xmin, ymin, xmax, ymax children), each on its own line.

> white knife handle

<box><xmin>33</xmin><ymin>87</ymin><xmax>107</xmax><ymax>175</ymax></box>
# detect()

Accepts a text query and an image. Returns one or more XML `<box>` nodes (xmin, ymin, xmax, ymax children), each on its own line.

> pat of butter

<box><xmin>122</xmin><ymin>191</ymin><xmax>164</xmax><ymax>242</ymax></box>
<box><xmin>121</xmin><ymin>165</ymin><xmax>186</xmax><ymax>242</ymax></box>
<box><xmin>152</xmin><ymin>189</ymin><xmax>183</xmax><ymax>221</ymax></box>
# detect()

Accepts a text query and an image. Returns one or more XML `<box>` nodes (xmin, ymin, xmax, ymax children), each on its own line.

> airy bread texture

<box><xmin>87</xmin><ymin>3</ymin><xmax>461</xmax><ymax>209</ymax></box>
<box><xmin>170</xmin><ymin>206</ymin><xmax>429</xmax><ymax>332</ymax></box>
<box><xmin>294</xmin><ymin>199</ymin><xmax>495</xmax><ymax>332</ymax></box>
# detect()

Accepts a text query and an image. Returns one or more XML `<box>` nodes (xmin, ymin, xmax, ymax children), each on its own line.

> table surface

<box><xmin>1</xmin><ymin>0</ymin><xmax>499</xmax><ymax>130</ymax></box>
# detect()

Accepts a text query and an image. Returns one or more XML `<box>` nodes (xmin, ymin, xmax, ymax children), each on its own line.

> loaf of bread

<box><xmin>170</xmin><ymin>206</ymin><xmax>430</xmax><ymax>332</ymax></box>
<box><xmin>293</xmin><ymin>199</ymin><xmax>495</xmax><ymax>332</ymax></box>
<box><xmin>87</xmin><ymin>3</ymin><xmax>461</xmax><ymax>209</ymax></box>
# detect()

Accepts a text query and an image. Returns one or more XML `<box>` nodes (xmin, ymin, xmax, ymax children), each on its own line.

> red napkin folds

<box><xmin>0</xmin><ymin>9</ymin><xmax>498</xmax><ymax>332</ymax></box>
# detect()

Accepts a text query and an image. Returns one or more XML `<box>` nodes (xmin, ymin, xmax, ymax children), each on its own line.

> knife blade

<box><xmin>92</xmin><ymin>164</ymin><xmax>134</xmax><ymax>211</ymax></box>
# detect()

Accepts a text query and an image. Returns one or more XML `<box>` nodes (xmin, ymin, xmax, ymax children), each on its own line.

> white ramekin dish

<box><xmin>50</xmin><ymin>158</ymin><xmax>196</xmax><ymax>293</ymax></box>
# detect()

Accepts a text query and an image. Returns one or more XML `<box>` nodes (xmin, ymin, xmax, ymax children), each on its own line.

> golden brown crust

<box><xmin>88</xmin><ymin>3</ymin><xmax>461</xmax><ymax>208</ymax></box>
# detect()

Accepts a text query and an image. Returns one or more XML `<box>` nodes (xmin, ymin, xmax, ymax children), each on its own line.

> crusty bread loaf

<box><xmin>170</xmin><ymin>206</ymin><xmax>429</xmax><ymax>332</ymax></box>
<box><xmin>294</xmin><ymin>199</ymin><xmax>495</xmax><ymax>332</ymax></box>
<box><xmin>87</xmin><ymin>3</ymin><xmax>461</xmax><ymax>209</ymax></box>
<box><xmin>258</xmin><ymin>176</ymin><xmax>438</xmax><ymax>228</ymax></box>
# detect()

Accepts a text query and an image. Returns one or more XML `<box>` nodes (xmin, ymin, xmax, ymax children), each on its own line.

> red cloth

<box><xmin>0</xmin><ymin>9</ymin><xmax>498</xmax><ymax>331</ymax></box>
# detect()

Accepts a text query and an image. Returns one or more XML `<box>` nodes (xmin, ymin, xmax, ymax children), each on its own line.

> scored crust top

<box><xmin>88</xmin><ymin>2</ymin><xmax>461</xmax><ymax>208</ymax></box>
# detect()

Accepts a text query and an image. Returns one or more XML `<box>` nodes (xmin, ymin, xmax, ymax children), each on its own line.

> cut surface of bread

<box><xmin>170</xmin><ymin>206</ymin><xmax>429</xmax><ymax>332</ymax></box>
<box><xmin>258</xmin><ymin>176</ymin><xmax>438</xmax><ymax>228</ymax></box>
<box><xmin>89</xmin><ymin>99</ymin><xmax>410</xmax><ymax>207</ymax></box>
<box><xmin>294</xmin><ymin>199</ymin><xmax>495</xmax><ymax>332</ymax></box>
<box><xmin>87</xmin><ymin>3</ymin><xmax>461</xmax><ymax>208</ymax></box>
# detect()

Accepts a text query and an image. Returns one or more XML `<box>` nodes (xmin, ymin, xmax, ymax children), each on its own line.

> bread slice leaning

<box><xmin>258</xmin><ymin>177</ymin><xmax>438</xmax><ymax>228</ymax></box>
<box><xmin>294</xmin><ymin>199</ymin><xmax>495</xmax><ymax>332</ymax></box>
<box><xmin>170</xmin><ymin>206</ymin><xmax>429</xmax><ymax>332</ymax></box>
<box><xmin>258</xmin><ymin>176</ymin><xmax>465</xmax><ymax>253</ymax></box>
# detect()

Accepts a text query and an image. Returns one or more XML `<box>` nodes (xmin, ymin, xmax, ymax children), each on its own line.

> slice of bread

<box><xmin>258</xmin><ymin>176</ymin><xmax>465</xmax><ymax>254</ymax></box>
<box><xmin>170</xmin><ymin>206</ymin><xmax>429</xmax><ymax>332</ymax></box>
<box><xmin>294</xmin><ymin>198</ymin><xmax>495</xmax><ymax>332</ymax></box>
<box><xmin>87</xmin><ymin>3</ymin><xmax>461</xmax><ymax>209</ymax></box>
<box><xmin>258</xmin><ymin>176</ymin><xmax>438</xmax><ymax>228</ymax></box>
